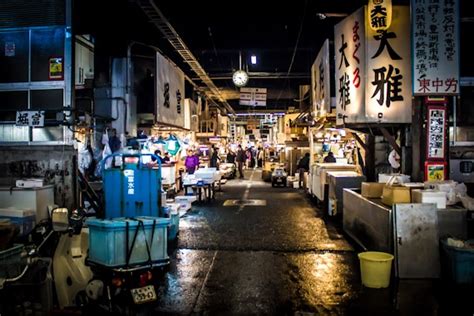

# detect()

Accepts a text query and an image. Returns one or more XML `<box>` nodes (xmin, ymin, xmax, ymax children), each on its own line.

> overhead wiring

<box><xmin>275</xmin><ymin>0</ymin><xmax>309</xmax><ymax>105</ymax></box>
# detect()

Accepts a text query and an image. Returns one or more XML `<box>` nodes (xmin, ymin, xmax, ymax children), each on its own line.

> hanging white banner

<box><xmin>156</xmin><ymin>52</ymin><xmax>185</xmax><ymax>127</ymax></box>
<box><xmin>311</xmin><ymin>39</ymin><xmax>331</xmax><ymax>118</ymax></box>
<box><xmin>334</xmin><ymin>7</ymin><xmax>366</xmax><ymax>125</ymax></box>
<box><xmin>365</xmin><ymin>6</ymin><xmax>412</xmax><ymax>123</ymax></box>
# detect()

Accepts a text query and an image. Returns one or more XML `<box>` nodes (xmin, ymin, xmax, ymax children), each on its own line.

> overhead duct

<box><xmin>137</xmin><ymin>0</ymin><xmax>235</xmax><ymax>115</ymax></box>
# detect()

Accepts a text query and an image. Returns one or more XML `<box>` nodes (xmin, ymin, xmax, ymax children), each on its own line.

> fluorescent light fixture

<box><xmin>251</xmin><ymin>55</ymin><xmax>257</xmax><ymax>65</ymax></box>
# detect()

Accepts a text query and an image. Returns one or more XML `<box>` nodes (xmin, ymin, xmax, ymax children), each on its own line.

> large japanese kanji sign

<box><xmin>366</xmin><ymin>6</ymin><xmax>412</xmax><ymax>123</ymax></box>
<box><xmin>311</xmin><ymin>39</ymin><xmax>331</xmax><ymax>118</ymax></box>
<box><xmin>412</xmin><ymin>0</ymin><xmax>460</xmax><ymax>96</ymax></box>
<box><xmin>334</xmin><ymin>7</ymin><xmax>366</xmax><ymax>125</ymax></box>
<box><xmin>335</xmin><ymin>6</ymin><xmax>411</xmax><ymax>124</ymax></box>
<box><xmin>156</xmin><ymin>52</ymin><xmax>185</xmax><ymax>127</ymax></box>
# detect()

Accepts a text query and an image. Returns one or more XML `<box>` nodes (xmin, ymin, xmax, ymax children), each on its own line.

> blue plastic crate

<box><xmin>440</xmin><ymin>238</ymin><xmax>474</xmax><ymax>284</ymax></box>
<box><xmin>168</xmin><ymin>213</ymin><xmax>179</xmax><ymax>241</ymax></box>
<box><xmin>87</xmin><ymin>217</ymin><xmax>170</xmax><ymax>267</ymax></box>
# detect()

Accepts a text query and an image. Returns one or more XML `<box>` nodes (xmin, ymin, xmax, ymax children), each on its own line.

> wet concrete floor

<box><xmin>154</xmin><ymin>170</ymin><xmax>474</xmax><ymax>315</ymax></box>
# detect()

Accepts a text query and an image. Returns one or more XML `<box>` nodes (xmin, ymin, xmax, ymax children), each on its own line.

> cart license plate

<box><xmin>277</xmin><ymin>179</ymin><xmax>282</xmax><ymax>182</ymax></box>
<box><xmin>131</xmin><ymin>285</ymin><xmax>157</xmax><ymax>304</ymax></box>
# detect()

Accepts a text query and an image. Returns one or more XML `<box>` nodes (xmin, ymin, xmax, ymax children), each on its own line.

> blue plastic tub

<box><xmin>440</xmin><ymin>238</ymin><xmax>474</xmax><ymax>284</ymax></box>
<box><xmin>168</xmin><ymin>213</ymin><xmax>179</xmax><ymax>241</ymax></box>
<box><xmin>103</xmin><ymin>162</ymin><xmax>162</xmax><ymax>218</ymax></box>
<box><xmin>87</xmin><ymin>217</ymin><xmax>170</xmax><ymax>267</ymax></box>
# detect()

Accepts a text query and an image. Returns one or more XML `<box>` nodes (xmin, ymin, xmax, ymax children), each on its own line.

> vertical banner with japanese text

<box><xmin>412</xmin><ymin>0</ymin><xmax>459</xmax><ymax>95</ymax></box>
<box><xmin>366</xmin><ymin>6</ymin><xmax>412</xmax><ymax>123</ymax></box>
<box><xmin>156</xmin><ymin>52</ymin><xmax>185</xmax><ymax>127</ymax></box>
<box><xmin>335</xmin><ymin>7</ymin><xmax>366</xmax><ymax>125</ymax></box>
<box><xmin>311</xmin><ymin>39</ymin><xmax>331</xmax><ymax>118</ymax></box>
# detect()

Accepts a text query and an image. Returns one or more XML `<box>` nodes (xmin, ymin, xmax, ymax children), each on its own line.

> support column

<box><xmin>366</xmin><ymin>134</ymin><xmax>376</xmax><ymax>182</ymax></box>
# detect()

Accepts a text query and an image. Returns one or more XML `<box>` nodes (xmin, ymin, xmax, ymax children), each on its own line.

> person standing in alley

<box><xmin>236</xmin><ymin>145</ymin><xmax>246</xmax><ymax>179</ymax></box>
<box><xmin>257</xmin><ymin>147</ymin><xmax>264</xmax><ymax>168</ymax></box>
<box><xmin>185</xmin><ymin>149</ymin><xmax>199</xmax><ymax>174</ymax></box>
<box><xmin>108</xmin><ymin>128</ymin><xmax>121</xmax><ymax>153</ymax></box>
<box><xmin>297</xmin><ymin>152</ymin><xmax>310</xmax><ymax>188</ymax></box>
<box><xmin>210</xmin><ymin>144</ymin><xmax>220</xmax><ymax>168</ymax></box>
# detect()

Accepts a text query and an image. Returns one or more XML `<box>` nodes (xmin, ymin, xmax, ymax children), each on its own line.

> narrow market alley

<box><xmin>152</xmin><ymin>171</ymin><xmax>472</xmax><ymax>315</ymax></box>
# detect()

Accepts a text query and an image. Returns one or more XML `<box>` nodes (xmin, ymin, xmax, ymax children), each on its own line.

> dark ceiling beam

<box><xmin>192</xmin><ymin>72</ymin><xmax>310</xmax><ymax>80</ymax></box>
<box><xmin>196</xmin><ymin>48</ymin><xmax>317</xmax><ymax>54</ymax></box>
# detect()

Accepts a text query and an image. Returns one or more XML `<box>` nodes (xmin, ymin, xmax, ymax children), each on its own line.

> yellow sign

<box><xmin>426</xmin><ymin>163</ymin><xmax>445</xmax><ymax>181</ymax></box>
<box><xmin>49</xmin><ymin>57</ymin><xmax>63</xmax><ymax>80</ymax></box>
<box><xmin>368</xmin><ymin>0</ymin><xmax>392</xmax><ymax>31</ymax></box>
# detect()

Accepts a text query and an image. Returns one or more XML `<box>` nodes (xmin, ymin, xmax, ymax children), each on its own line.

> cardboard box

<box><xmin>382</xmin><ymin>185</ymin><xmax>411</xmax><ymax>206</ymax></box>
<box><xmin>361</xmin><ymin>182</ymin><xmax>385</xmax><ymax>198</ymax></box>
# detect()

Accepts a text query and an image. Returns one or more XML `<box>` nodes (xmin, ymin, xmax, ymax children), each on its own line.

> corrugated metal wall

<box><xmin>0</xmin><ymin>0</ymin><xmax>65</xmax><ymax>29</ymax></box>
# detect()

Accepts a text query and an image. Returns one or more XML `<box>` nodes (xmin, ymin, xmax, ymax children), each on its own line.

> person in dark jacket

<box><xmin>297</xmin><ymin>153</ymin><xmax>310</xmax><ymax>188</ymax></box>
<box><xmin>210</xmin><ymin>144</ymin><xmax>220</xmax><ymax>168</ymax></box>
<box><xmin>236</xmin><ymin>145</ymin><xmax>246</xmax><ymax>179</ymax></box>
<box><xmin>323</xmin><ymin>151</ymin><xmax>337</xmax><ymax>163</ymax></box>
<box><xmin>226</xmin><ymin>150</ymin><xmax>236</xmax><ymax>164</ymax></box>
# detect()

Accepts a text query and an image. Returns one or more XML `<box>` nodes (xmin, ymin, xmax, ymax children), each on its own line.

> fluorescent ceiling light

<box><xmin>251</xmin><ymin>55</ymin><xmax>257</xmax><ymax>65</ymax></box>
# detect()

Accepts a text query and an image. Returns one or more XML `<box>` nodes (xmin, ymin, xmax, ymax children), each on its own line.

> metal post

<box><xmin>453</xmin><ymin>96</ymin><xmax>457</xmax><ymax>144</ymax></box>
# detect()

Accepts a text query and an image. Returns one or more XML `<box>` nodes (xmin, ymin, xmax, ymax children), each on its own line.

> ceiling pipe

<box><xmin>136</xmin><ymin>0</ymin><xmax>235</xmax><ymax>115</ymax></box>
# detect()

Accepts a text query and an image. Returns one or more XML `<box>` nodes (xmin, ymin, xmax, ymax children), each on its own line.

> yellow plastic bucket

<box><xmin>358</xmin><ymin>252</ymin><xmax>394</xmax><ymax>288</ymax></box>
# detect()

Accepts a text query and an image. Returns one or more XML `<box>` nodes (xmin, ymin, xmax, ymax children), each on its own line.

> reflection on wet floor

<box><xmin>153</xmin><ymin>170</ymin><xmax>474</xmax><ymax>315</ymax></box>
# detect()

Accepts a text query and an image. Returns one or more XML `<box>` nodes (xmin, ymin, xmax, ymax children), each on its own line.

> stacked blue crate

<box><xmin>87</xmin><ymin>154</ymin><xmax>171</xmax><ymax>268</ymax></box>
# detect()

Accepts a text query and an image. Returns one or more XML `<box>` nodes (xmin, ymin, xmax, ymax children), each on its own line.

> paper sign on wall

<box><xmin>16</xmin><ymin>111</ymin><xmax>45</xmax><ymax>127</ymax></box>
<box><xmin>412</xmin><ymin>0</ymin><xmax>459</xmax><ymax>95</ymax></box>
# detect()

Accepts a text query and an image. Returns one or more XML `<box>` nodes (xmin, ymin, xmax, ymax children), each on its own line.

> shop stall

<box><xmin>343</xmin><ymin>187</ymin><xmax>469</xmax><ymax>278</ymax></box>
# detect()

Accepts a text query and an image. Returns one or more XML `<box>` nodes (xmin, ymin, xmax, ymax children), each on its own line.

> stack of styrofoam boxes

<box><xmin>194</xmin><ymin>168</ymin><xmax>221</xmax><ymax>183</ymax></box>
<box><xmin>0</xmin><ymin>208</ymin><xmax>36</xmax><ymax>237</ymax></box>
<box><xmin>175</xmin><ymin>196</ymin><xmax>197</xmax><ymax>214</ymax></box>
<box><xmin>412</xmin><ymin>189</ymin><xmax>447</xmax><ymax>209</ymax></box>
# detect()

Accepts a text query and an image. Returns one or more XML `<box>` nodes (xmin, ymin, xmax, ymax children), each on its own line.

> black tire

<box><xmin>272</xmin><ymin>183</ymin><xmax>276</xmax><ymax>187</ymax></box>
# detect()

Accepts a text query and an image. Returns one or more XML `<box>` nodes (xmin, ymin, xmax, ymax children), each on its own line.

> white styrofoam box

<box><xmin>412</xmin><ymin>189</ymin><xmax>447</xmax><ymax>209</ymax></box>
<box><xmin>378</xmin><ymin>174</ymin><xmax>411</xmax><ymax>184</ymax></box>
<box><xmin>161</xmin><ymin>165</ymin><xmax>176</xmax><ymax>185</ymax></box>
<box><xmin>16</xmin><ymin>179</ymin><xmax>45</xmax><ymax>188</ymax></box>
<box><xmin>312</xmin><ymin>164</ymin><xmax>358</xmax><ymax>201</ymax></box>
<box><xmin>161</xmin><ymin>192</ymin><xmax>168</xmax><ymax>207</ymax></box>
<box><xmin>0</xmin><ymin>185</ymin><xmax>54</xmax><ymax>221</ymax></box>
<box><xmin>423</xmin><ymin>180</ymin><xmax>457</xmax><ymax>205</ymax></box>
<box><xmin>293</xmin><ymin>182</ymin><xmax>300</xmax><ymax>189</ymax></box>
<box><xmin>194</xmin><ymin>168</ymin><xmax>221</xmax><ymax>182</ymax></box>
<box><xmin>175</xmin><ymin>196</ymin><xmax>197</xmax><ymax>204</ymax></box>
<box><xmin>0</xmin><ymin>208</ymin><xmax>36</xmax><ymax>236</ymax></box>
<box><xmin>179</xmin><ymin>203</ymin><xmax>191</xmax><ymax>213</ymax></box>
<box><xmin>165</xmin><ymin>203</ymin><xmax>180</xmax><ymax>215</ymax></box>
